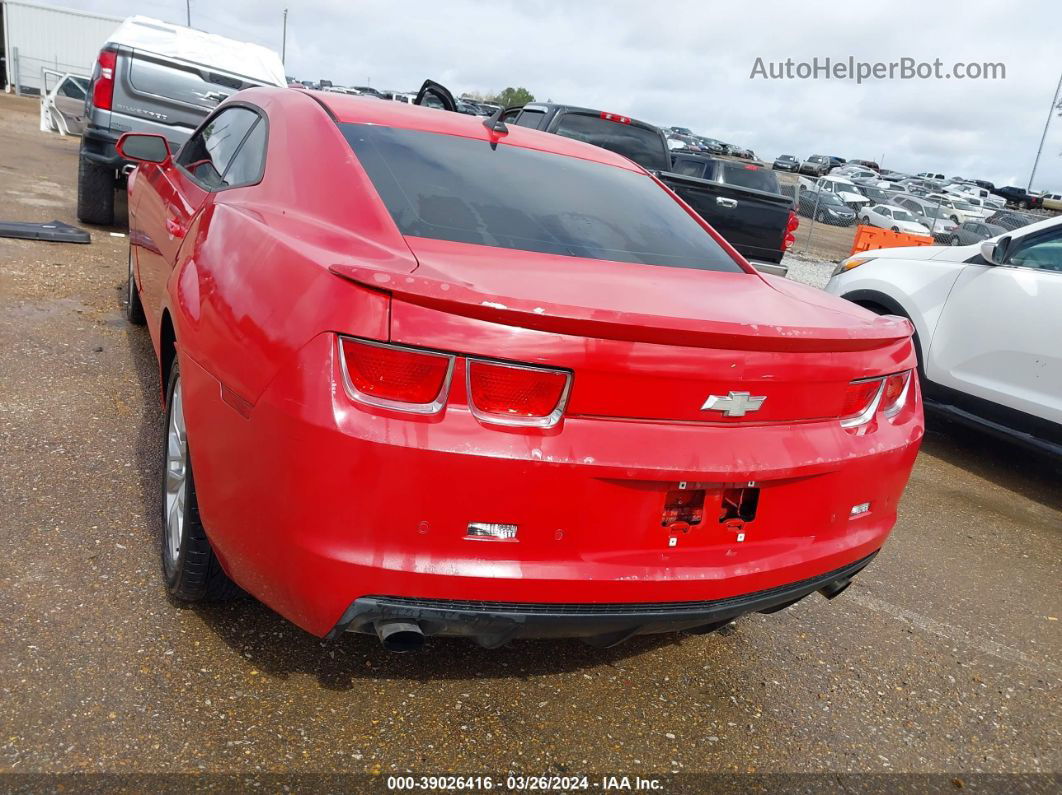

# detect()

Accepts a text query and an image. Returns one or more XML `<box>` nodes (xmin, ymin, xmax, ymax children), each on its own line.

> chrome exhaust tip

<box><xmin>374</xmin><ymin>620</ymin><xmax>425</xmax><ymax>652</ymax></box>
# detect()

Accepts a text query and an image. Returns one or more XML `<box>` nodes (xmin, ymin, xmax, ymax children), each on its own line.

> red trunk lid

<box><xmin>331</xmin><ymin>237</ymin><xmax>914</xmax><ymax>424</ymax></box>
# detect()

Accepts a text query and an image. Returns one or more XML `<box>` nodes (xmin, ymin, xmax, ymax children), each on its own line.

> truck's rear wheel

<box><xmin>77</xmin><ymin>156</ymin><xmax>115</xmax><ymax>225</ymax></box>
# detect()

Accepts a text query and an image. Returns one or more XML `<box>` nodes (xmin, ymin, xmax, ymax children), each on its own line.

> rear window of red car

<box><xmin>340</xmin><ymin>124</ymin><xmax>744</xmax><ymax>273</ymax></box>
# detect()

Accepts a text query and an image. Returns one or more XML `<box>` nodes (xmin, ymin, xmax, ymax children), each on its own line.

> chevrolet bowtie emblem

<box><xmin>701</xmin><ymin>391</ymin><xmax>766</xmax><ymax>417</ymax></box>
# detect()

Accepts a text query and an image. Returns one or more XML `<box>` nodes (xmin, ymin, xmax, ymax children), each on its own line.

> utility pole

<box><xmin>185</xmin><ymin>0</ymin><xmax>191</xmax><ymax>26</ymax></box>
<box><xmin>281</xmin><ymin>9</ymin><xmax>288</xmax><ymax>65</ymax></box>
<box><xmin>1028</xmin><ymin>69</ymin><xmax>1062</xmax><ymax>192</ymax></box>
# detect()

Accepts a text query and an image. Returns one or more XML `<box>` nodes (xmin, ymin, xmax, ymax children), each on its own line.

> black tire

<box><xmin>162</xmin><ymin>361</ymin><xmax>240</xmax><ymax>602</ymax></box>
<box><xmin>891</xmin><ymin>226</ymin><xmax>900</xmax><ymax>232</ymax></box>
<box><xmin>125</xmin><ymin>246</ymin><xmax>146</xmax><ymax>325</ymax></box>
<box><xmin>950</xmin><ymin>236</ymin><xmax>960</xmax><ymax>246</ymax></box>
<box><xmin>76</xmin><ymin>156</ymin><xmax>115</xmax><ymax>225</ymax></box>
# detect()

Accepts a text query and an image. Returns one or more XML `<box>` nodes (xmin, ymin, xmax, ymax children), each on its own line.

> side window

<box><xmin>220</xmin><ymin>119</ymin><xmax>267</xmax><ymax>187</ymax></box>
<box><xmin>501</xmin><ymin>108</ymin><xmax>521</xmax><ymax>124</ymax></box>
<box><xmin>57</xmin><ymin>78</ymin><xmax>86</xmax><ymax>100</ymax></box>
<box><xmin>880</xmin><ymin>207</ymin><xmax>891</xmax><ymax>218</ymax></box>
<box><xmin>176</xmin><ymin>107</ymin><xmax>259</xmax><ymax>189</ymax></box>
<box><xmin>1006</xmin><ymin>227</ymin><xmax>1062</xmax><ymax>272</ymax></box>
<box><xmin>513</xmin><ymin>109</ymin><xmax>546</xmax><ymax>130</ymax></box>
<box><xmin>670</xmin><ymin>159</ymin><xmax>704</xmax><ymax>178</ymax></box>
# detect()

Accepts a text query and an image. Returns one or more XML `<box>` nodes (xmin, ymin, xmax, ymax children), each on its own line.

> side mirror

<box><xmin>980</xmin><ymin>235</ymin><xmax>1010</xmax><ymax>265</ymax></box>
<box><xmin>116</xmin><ymin>132</ymin><xmax>171</xmax><ymax>165</ymax></box>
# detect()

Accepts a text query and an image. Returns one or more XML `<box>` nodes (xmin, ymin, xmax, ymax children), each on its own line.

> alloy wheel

<box><xmin>164</xmin><ymin>379</ymin><xmax>188</xmax><ymax>569</ymax></box>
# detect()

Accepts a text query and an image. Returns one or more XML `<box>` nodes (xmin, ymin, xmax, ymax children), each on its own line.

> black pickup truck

<box><xmin>412</xmin><ymin>85</ymin><xmax>796</xmax><ymax>267</ymax></box>
<box><xmin>991</xmin><ymin>185</ymin><xmax>1043</xmax><ymax>210</ymax></box>
<box><xmin>662</xmin><ymin>153</ymin><xmax>794</xmax><ymax>264</ymax></box>
<box><xmin>499</xmin><ymin>102</ymin><xmax>795</xmax><ymax>265</ymax></box>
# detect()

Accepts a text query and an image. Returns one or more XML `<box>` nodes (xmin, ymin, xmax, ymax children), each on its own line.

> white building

<box><xmin>2</xmin><ymin>0</ymin><xmax>122</xmax><ymax>94</ymax></box>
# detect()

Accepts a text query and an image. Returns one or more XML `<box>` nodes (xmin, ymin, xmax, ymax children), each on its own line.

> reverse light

<box><xmin>338</xmin><ymin>337</ymin><xmax>453</xmax><ymax>414</ymax></box>
<box><xmin>466</xmin><ymin>359</ymin><xmax>571</xmax><ymax>428</ymax></box>
<box><xmin>850</xmin><ymin>502</ymin><xmax>871</xmax><ymax>517</ymax></box>
<box><xmin>92</xmin><ymin>49</ymin><xmax>117</xmax><ymax>111</ymax></box>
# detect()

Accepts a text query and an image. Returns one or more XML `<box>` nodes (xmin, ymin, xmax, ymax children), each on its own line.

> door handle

<box><xmin>716</xmin><ymin>197</ymin><xmax>738</xmax><ymax>208</ymax></box>
<box><xmin>165</xmin><ymin>217</ymin><xmax>185</xmax><ymax>238</ymax></box>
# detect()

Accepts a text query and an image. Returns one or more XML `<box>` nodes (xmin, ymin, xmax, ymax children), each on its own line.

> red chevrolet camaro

<box><xmin>117</xmin><ymin>87</ymin><xmax>922</xmax><ymax>651</ymax></box>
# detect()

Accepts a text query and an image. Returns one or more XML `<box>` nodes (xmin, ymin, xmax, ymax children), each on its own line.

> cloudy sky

<box><xmin>64</xmin><ymin>0</ymin><xmax>1062</xmax><ymax>191</ymax></box>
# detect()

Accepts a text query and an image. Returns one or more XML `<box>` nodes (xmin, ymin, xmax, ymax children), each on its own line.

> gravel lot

<box><xmin>0</xmin><ymin>93</ymin><xmax>1059</xmax><ymax>787</ymax></box>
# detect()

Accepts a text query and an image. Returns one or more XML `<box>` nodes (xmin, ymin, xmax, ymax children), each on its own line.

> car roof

<box><xmin>310</xmin><ymin>90</ymin><xmax>645</xmax><ymax>172</ymax></box>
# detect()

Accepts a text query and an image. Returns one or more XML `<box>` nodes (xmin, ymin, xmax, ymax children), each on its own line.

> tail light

<box><xmin>338</xmin><ymin>337</ymin><xmax>453</xmax><ymax>414</ymax></box>
<box><xmin>91</xmin><ymin>49</ymin><xmax>117</xmax><ymax>111</ymax></box>
<box><xmin>466</xmin><ymin>359</ymin><xmax>571</xmax><ymax>428</ymax></box>
<box><xmin>783</xmin><ymin>210</ymin><xmax>799</xmax><ymax>250</ymax></box>
<box><xmin>840</xmin><ymin>379</ymin><xmax>883</xmax><ymax>428</ymax></box>
<box><xmin>600</xmin><ymin>112</ymin><xmax>631</xmax><ymax>124</ymax></box>
<box><xmin>840</xmin><ymin>370</ymin><xmax>912</xmax><ymax>428</ymax></box>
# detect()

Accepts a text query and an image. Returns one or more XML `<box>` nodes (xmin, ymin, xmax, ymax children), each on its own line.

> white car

<box><xmin>925</xmin><ymin>193</ymin><xmax>985</xmax><ymax>224</ymax></box>
<box><xmin>830</xmin><ymin>166</ymin><xmax>877</xmax><ymax>182</ymax></box>
<box><xmin>816</xmin><ymin>176</ymin><xmax>870</xmax><ymax>209</ymax></box>
<box><xmin>39</xmin><ymin>71</ymin><xmax>89</xmax><ymax>136</ymax></box>
<box><xmin>944</xmin><ymin>186</ymin><xmax>1001</xmax><ymax>214</ymax></box>
<box><xmin>858</xmin><ymin>204</ymin><xmax>931</xmax><ymax>236</ymax></box>
<box><xmin>826</xmin><ymin>215</ymin><xmax>1062</xmax><ymax>456</ymax></box>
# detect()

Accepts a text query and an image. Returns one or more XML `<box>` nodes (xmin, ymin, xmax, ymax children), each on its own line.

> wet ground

<box><xmin>0</xmin><ymin>93</ymin><xmax>1059</xmax><ymax>783</ymax></box>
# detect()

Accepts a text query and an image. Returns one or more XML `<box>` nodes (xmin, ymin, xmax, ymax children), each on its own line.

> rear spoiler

<box><xmin>329</xmin><ymin>263</ymin><xmax>912</xmax><ymax>353</ymax></box>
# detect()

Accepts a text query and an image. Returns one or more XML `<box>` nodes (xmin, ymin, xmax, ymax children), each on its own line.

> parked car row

<box><xmin>665</xmin><ymin>127</ymin><xmax>755</xmax><ymax>160</ymax></box>
<box><xmin>775</xmin><ymin>155</ymin><xmax>1058</xmax><ymax>217</ymax></box>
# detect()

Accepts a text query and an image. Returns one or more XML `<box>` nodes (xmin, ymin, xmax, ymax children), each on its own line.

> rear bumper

<box><xmin>328</xmin><ymin>552</ymin><xmax>877</xmax><ymax>645</ymax></box>
<box><xmin>180</xmin><ymin>332</ymin><xmax>923</xmax><ymax>638</ymax></box>
<box><xmin>80</xmin><ymin>126</ymin><xmax>126</xmax><ymax>168</ymax></box>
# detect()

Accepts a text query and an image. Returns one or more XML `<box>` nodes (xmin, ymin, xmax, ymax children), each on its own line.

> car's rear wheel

<box><xmin>76</xmin><ymin>156</ymin><xmax>115</xmax><ymax>225</ymax></box>
<box><xmin>891</xmin><ymin>226</ymin><xmax>900</xmax><ymax>232</ymax></box>
<box><xmin>162</xmin><ymin>362</ymin><xmax>239</xmax><ymax>602</ymax></box>
<box><xmin>125</xmin><ymin>246</ymin><xmax>146</xmax><ymax>325</ymax></box>
<box><xmin>950</xmin><ymin>236</ymin><xmax>960</xmax><ymax>246</ymax></box>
